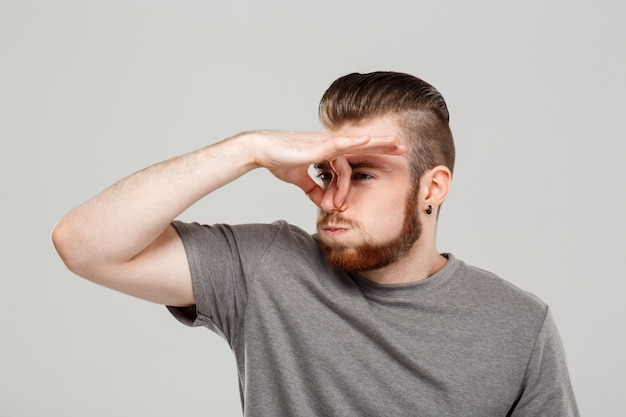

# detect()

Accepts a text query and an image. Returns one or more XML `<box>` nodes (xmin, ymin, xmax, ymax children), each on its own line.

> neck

<box><xmin>358</xmin><ymin>238</ymin><xmax>447</xmax><ymax>285</ymax></box>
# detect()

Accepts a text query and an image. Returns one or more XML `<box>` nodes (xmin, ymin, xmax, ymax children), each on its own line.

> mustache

<box><xmin>317</xmin><ymin>214</ymin><xmax>360</xmax><ymax>229</ymax></box>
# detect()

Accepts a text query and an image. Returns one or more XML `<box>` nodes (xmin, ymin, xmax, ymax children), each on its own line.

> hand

<box><xmin>249</xmin><ymin>131</ymin><xmax>405</xmax><ymax>209</ymax></box>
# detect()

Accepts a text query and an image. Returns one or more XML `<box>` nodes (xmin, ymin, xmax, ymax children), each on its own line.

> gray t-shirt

<box><xmin>168</xmin><ymin>220</ymin><xmax>579</xmax><ymax>417</ymax></box>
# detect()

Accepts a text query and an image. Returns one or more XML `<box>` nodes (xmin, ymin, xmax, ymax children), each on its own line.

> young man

<box><xmin>52</xmin><ymin>72</ymin><xmax>579</xmax><ymax>416</ymax></box>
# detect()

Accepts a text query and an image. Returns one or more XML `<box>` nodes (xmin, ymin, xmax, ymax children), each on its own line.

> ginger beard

<box><xmin>317</xmin><ymin>189</ymin><xmax>422</xmax><ymax>272</ymax></box>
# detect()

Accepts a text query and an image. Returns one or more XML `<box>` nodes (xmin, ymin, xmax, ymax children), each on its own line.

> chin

<box><xmin>320</xmin><ymin>241</ymin><xmax>400</xmax><ymax>272</ymax></box>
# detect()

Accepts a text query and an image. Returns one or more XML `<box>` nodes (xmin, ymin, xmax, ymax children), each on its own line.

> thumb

<box><xmin>297</xmin><ymin>176</ymin><xmax>324</xmax><ymax>208</ymax></box>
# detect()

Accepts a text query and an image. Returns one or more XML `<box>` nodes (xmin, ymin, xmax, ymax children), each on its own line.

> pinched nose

<box><xmin>320</xmin><ymin>191</ymin><xmax>338</xmax><ymax>213</ymax></box>
<box><xmin>319</xmin><ymin>155</ymin><xmax>352</xmax><ymax>213</ymax></box>
<box><xmin>320</xmin><ymin>181</ymin><xmax>346</xmax><ymax>213</ymax></box>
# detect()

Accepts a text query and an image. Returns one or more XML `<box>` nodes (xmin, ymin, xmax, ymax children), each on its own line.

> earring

<box><xmin>426</xmin><ymin>205</ymin><xmax>433</xmax><ymax>215</ymax></box>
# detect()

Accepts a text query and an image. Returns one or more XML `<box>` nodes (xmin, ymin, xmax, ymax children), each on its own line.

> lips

<box><xmin>321</xmin><ymin>223</ymin><xmax>350</xmax><ymax>231</ymax></box>
<box><xmin>320</xmin><ymin>224</ymin><xmax>350</xmax><ymax>239</ymax></box>
<box><xmin>318</xmin><ymin>216</ymin><xmax>357</xmax><ymax>238</ymax></box>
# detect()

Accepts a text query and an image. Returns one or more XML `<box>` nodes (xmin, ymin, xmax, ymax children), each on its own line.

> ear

<box><xmin>419</xmin><ymin>165</ymin><xmax>452</xmax><ymax>209</ymax></box>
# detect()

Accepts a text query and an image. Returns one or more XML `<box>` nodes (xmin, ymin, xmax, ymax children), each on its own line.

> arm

<box><xmin>51</xmin><ymin>131</ymin><xmax>403</xmax><ymax>306</ymax></box>
<box><xmin>509</xmin><ymin>309</ymin><xmax>580</xmax><ymax>416</ymax></box>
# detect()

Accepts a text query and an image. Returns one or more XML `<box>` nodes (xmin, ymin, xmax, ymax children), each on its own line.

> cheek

<box><xmin>361</xmin><ymin>197</ymin><xmax>408</xmax><ymax>235</ymax></box>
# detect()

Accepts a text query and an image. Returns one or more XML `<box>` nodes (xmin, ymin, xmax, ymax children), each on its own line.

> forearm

<box><xmin>52</xmin><ymin>129</ymin><xmax>403</xmax><ymax>286</ymax></box>
<box><xmin>52</xmin><ymin>133</ymin><xmax>257</xmax><ymax>275</ymax></box>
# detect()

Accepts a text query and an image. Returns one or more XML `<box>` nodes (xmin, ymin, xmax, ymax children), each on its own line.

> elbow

<box><xmin>51</xmin><ymin>218</ymin><xmax>88</xmax><ymax>276</ymax></box>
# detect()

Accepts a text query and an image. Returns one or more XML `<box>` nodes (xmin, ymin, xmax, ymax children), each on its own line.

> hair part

<box><xmin>319</xmin><ymin>71</ymin><xmax>455</xmax><ymax>187</ymax></box>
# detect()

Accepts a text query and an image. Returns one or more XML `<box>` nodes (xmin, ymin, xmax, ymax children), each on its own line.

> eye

<box><xmin>351</xmin><ymin>172</ymin><xmax>373</xmax><ymax>181</ymax></box>
<box><xmin>316</xmin><ymin>171</ymin><xmax>333</xmax><ymax>182</ymax></box>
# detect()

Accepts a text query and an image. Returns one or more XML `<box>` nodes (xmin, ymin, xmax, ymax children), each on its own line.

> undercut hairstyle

<box><xmin>319</xmin><ymin>71</ymin><xmax>455</xmax><ymax>188</ymax></box>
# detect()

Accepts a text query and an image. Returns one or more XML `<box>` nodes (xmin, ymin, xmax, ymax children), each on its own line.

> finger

<box><xmin>329</xmin><ymin>155</ymin><xmax>351</xmax><ymax>210</ymax></box>
<box><xmin>297</xmin><ymin>175</ymin><xmax>324</xmax><ymax>208</ymax></box>
<box><xmin>331</xmin><ymin>136</ymin><xmax>405</xmax><ymax>157</ymax></box>
<box><xmin>306</xmin><ymin>186</ymin><xmax>325</xmax><ymax>209</ymax></box>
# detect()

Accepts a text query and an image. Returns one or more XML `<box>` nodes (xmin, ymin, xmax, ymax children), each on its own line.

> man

<box><xmin>52</xmin><ymin>71</ymin><xmax>579</xmax><ymax>416</ymax></box>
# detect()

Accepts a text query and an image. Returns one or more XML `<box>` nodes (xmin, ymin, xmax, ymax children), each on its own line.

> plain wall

<box><xmin>1</xmin><ymin>1</ymin><xmax>624</xmax><ymax>415</ymax></box>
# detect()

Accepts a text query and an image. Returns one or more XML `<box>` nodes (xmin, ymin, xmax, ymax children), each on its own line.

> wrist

<box><xmin>231</xmin><ymin>130</ymin><xmax>274</xmax><ymax>170</ymax></box>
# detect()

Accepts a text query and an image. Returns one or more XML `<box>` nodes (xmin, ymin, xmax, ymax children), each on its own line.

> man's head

<box><xmin>319</xmin><ymin>71</ymin><xmax>455</xmax><ymax>189</ymax></box>
<box><xmin>315</xmin><ymin>72</ymin><xmax>455</xmax><ymax>274</ymax></box>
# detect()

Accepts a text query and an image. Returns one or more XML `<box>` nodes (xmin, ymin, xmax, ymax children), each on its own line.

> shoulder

<box><xmin>462</xmin><ymin>260</ymin><xmax>545</xmax><ymax>307</ymax></box>
<box><xmin>171</xmin><ymin>219</ymin><xmax>318</xmax><ymax>253</ymax></box>
<box><xmin>449</xmin><ymin>255</ymin><xmax>548</xmax><ymax>322</ymax></box>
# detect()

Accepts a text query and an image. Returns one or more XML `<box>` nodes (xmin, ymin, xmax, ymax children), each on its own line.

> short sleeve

<box><xmin>166</xmin><ymin>221</ymin><xmax>284</xmax><ymax>345</ymax></box>
<box><xmin>509</xmin><ymin>308</ymin><xmax>580</xmax><ymax>416</ymax></box>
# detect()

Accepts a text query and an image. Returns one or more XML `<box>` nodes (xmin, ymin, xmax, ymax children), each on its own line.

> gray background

<box><xmin>1</xmin><ymin>0</ymin><xmax>624</xmax><ymax>416</ymax></box>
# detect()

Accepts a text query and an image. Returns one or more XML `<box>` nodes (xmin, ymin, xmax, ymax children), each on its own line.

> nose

<box><xmin>319</xmin><ymin>155</ymin><xmax>352</xmax><ymax>213</ymax></box>
<box><xmin>320</xmin><ymin>179</ymin><xmax>346</xmax><ymax>214</ymax></box>
<box><xmin>320</xmin><ymin>188</ymin><xmax>338</xmax><ymax>213</ymax></box>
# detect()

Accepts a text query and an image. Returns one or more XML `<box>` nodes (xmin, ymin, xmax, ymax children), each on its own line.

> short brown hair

<box><xmin>319</xmin><ymin>71</ymin><xmax>455</xmax><ymax>186</ymax></box>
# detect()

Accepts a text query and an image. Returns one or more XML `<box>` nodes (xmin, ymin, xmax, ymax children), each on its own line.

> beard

<box><xmin>317</xmin><ymin>190</ymin><xmax>422</xmax><ymax>272</ymax></box>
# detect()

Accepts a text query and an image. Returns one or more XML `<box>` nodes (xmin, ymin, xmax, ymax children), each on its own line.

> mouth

<box><xmin>318</xmin><ymin>215</ymin><xmax>356</xmax><ymax>238</ymax></box>
<box><xmin>324</xmin><ymin>225</ymin><xmax>346</xmax><ymax>230</ymax></box>
<box><xmin>320</xmin><ymin>224</ymin><xmax>350</xmax><ymax>237</ymax></box>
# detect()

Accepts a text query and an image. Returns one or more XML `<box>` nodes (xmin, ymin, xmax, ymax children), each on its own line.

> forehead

<box><xmin>325</xmin><ymin>114</ymin><xmax>406</xmax><ymax>142</ymax></box>
<box><xmin>321</xmin><ymin>114</ymin><xmax>410</xmax><ymax>171</ymax></box>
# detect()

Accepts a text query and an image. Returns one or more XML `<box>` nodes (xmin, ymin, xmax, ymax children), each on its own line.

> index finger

<box><xmin>329</xmin><ymin>155</ymin><xmax>351</xmax><ymax>210</ymax></box>
<box><xmin>329</xmin><ymin>135</ymin><xmax>406</xmax><ymax>158</ymax></box>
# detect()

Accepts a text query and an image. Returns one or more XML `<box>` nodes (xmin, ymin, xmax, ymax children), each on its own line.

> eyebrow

<box><xmin>313</xmin><ymin>160</ymin><xmax>389</xmax><ymax>171</ymax></box>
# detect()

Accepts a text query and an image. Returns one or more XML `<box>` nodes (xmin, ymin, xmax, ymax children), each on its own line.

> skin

<box><xmin>51</xmin><ymin>114</ymin><xmax>451</xmax><ymax>306</ymax></box>
<box><xmin>316</xmin><ymin>115</ymin><xmax>451</xmax><ymax>284</ymax></box>
<box><xmin>51</xmin><ymin>128</ymin><xmax>405</xmax><ymax>306</ymax></box>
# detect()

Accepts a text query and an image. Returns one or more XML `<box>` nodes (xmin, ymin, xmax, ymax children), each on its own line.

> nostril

<box><xmin>321</xmin><ymin>200</ymin><xmax>338</xmax><ymax>214</ymax></box>
<box><xmin>320</xmin><ymin>184</ymin><xmax>337</xmax><ymax>213</ymax></box>
<box><xmin>320</xmin><ymin>194</ymin><xmax>339</xmax><ymax>213</ymax></box>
